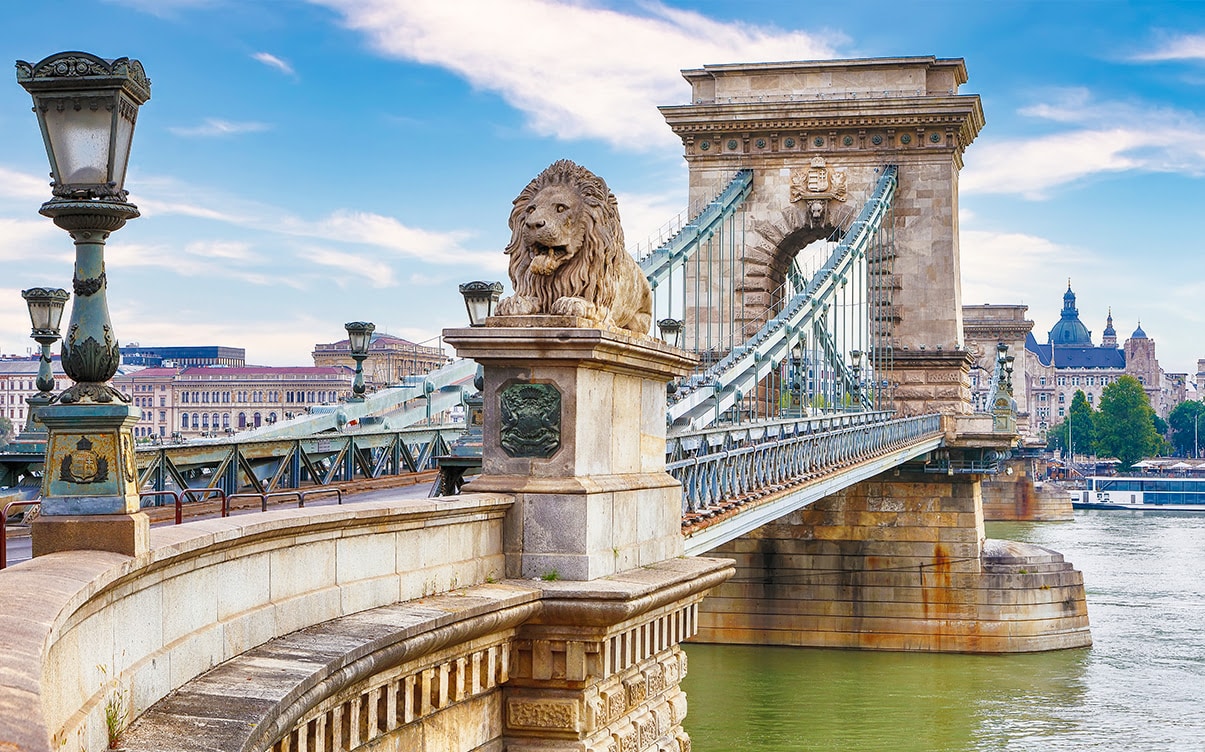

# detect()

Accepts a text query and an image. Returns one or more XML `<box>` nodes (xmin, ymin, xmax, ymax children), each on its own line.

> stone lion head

<box><xmin>496</xmin><ymin>159</ymin><xmax>652</xmax><ymax>334</ymax></box>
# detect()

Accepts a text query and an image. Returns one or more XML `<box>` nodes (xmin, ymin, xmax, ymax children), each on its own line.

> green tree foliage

<box><xmin>1046</xmin><ymin>390</ymin><xmax>1096</xmax><ymax>456</ymax></box>
<box><xmin>1093</xmin><ymin>376</ymin><xmax>1160</xmax><ymax>469</ymax></box>
<box><xmin>1167</xmin><ymin>400</ymin><xmax>1205</xmax><ymax>458</ymax></box>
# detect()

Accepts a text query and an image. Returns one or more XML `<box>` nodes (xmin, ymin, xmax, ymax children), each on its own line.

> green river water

<box><xmin>682</xmin><ymin>511</ymin><xmax>1205</xmax><ymax>751</ymax></box>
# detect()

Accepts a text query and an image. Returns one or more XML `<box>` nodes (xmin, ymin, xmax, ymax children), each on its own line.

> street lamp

<box><xmin>19</xmin><ymin>287</ymin><xmax>69</xmax><ymax>435</ymax></box>
<box><xmin>344</xmin><ymin>321</ymin><xmax>375</xmax><ymax>401</ymax></box>
<box><xmin>656</xmin><ymin>318</ymin><xmax>683</xmax><ymax>348</ymax></box>
<box><xmin>22</xmin><ymin>287</ymin><xmax>69</xmax><ymax>393</ymax></box>
<box><xmin>16</xmin><ymin>51</ymin><xmax>152</xmax><ymax>557</ymax></box>
<box><xmin>458</xmin><ymin>281</ymin><xmax>503</xmax><ymax>327</ymax></box>
<box><xmin>17</xmin><ymin>52</ymin><xmax>150</xmax><ymax>402</ymax></box>
<box><xmin>849</xmin><ymin>349</ymin><xmax>863</xmax><ymax>409</ymax></box>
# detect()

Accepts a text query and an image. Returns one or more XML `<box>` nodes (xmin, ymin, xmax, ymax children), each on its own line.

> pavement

<box><xmin>2</xmin><ymin>473</ymin><xmax>438</xmax><ymax>569</ymax></box>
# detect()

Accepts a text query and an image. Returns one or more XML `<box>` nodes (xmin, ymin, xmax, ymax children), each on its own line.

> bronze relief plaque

<box><xmin>499</xmin><ymin>383</ymin><xmax>561</xmax><ymax>458</ymax></box>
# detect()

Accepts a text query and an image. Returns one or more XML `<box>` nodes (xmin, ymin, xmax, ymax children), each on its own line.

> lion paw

<box><xmin>551</xmin><ymin>296</ymin><xmax>600</xmax><ymax>321</ymax></box>
<box><xmin>497</xmin><ymin>294</ymin><xmax>540</xmax><ymax>316</ymax></box>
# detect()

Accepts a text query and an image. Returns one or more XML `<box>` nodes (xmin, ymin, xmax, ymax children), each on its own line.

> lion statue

<box><xmin>495</xmin><ymin>159</ymin><xmax>653</xmax><ymax>335</ymax></box>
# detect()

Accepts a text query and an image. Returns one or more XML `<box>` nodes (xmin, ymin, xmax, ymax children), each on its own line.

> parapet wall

<box><xmin>0</xmin><ymin>495</ymin><xmax>732</xmax><ymax>752</ymax></box>
<box><xmin>0</xmin><ymin>494</ymin><xmax>511</xmax><ymax>752</ymax></box>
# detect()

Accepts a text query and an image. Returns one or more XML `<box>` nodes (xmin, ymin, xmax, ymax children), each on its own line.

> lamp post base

<box><xmin>31</xmin><ymin>512</ymin><xmax>150</xmax><ymax>558</ymax></box>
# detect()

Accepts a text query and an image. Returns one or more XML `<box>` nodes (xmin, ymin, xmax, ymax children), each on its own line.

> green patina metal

<box><xmin>499</xmin><ymin>383</ymin><xmax>561</xmax><ymax>458</ymax></box>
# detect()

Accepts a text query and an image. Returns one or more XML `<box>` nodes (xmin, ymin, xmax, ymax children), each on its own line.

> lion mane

<box><xmin>495</xmin><ymin>159</ymin><xmax>653</xmax><ymax>335</ymax></box>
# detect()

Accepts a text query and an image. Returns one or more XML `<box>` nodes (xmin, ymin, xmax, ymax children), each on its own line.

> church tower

<box><xmin>1101</xmin><ymin>308</ymin><xmax>1117</xmax><ymax>348</ymax></box>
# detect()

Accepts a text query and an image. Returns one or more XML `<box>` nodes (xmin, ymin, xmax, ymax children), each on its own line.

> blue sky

<box><xmin>1</xmin><ymin>0</ymin><xmax>1202</xmax><ymax>376</ymax></box>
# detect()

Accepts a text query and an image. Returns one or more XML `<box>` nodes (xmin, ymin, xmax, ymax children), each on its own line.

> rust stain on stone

<box><xmin>1015</xmin><ymin>480</ymin><xmax>1033</xmax><ymax>520</ymax></box>
<box><xmin>921</xmin><ymin>544</ymin><xmax>953</xmax><ymax>622</ymax></box>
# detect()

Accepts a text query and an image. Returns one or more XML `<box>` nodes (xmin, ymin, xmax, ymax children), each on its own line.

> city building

<box><xmin>311</xmin><ymin>331</ymin><xmax>448</xmax><ymax>388</ymax></box>
<box><xmin>120</xmin><ymin>345</ymin><xmax>245</xmax><ymax>368</ymax></box>
<box><xmin>965</xmin><ymin>283</ymin><xmax>1178</xmax><ymax>442</ymax></box>
<box><xmin>0</xmin><ymin>357</ymin><xmax>69</xmax><ymax>436</ymax></box>
<box><xmin>962</xmin><ymin>304</ymin><xmax>1034</xmax><ymax>435</ymax></box>
<box><xmin>112</xmin><ymin>365</ymin><xmax>354</xmax><ymax>440</ymax></box>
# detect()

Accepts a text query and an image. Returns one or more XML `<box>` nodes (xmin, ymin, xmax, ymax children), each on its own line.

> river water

<box><xmin>682</xmin><ymin>511</ymin><xmax>1205</xmax><ymax>751</ymax></box>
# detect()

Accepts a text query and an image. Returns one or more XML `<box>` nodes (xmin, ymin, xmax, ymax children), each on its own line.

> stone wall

<box><xmin>0</xmin><ymin>494</ymin><xmax>510</xmax><ymax>752</ymax></box>
<box><xmin>695</xmin><ymin>470</ymin><xmax>1090</xmax><ymax>652</ymax></box>
<box><xmin>980</xmin><ymin>458</ymin><xmax>1074</xmax><ymax>521</ymax></box>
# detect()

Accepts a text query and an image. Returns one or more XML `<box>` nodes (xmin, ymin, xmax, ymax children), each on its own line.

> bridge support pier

<box><xmin>695</xmin><ymin>470</ymin><xmax>1091</xmax><ymax>652</ymax></box>
<box><xmin>981</xmin><ymin>457</ymin><xmax>1074</xmax><ymax>521</ymax></box>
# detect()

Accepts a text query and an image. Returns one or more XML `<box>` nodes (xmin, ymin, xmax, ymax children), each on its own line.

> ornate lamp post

<box><xmin>16</xmin><ymin>51</ymin><xmax>151</xmax><ymax>557</ymax></box>
<box><xmin>19</xmin><ymin>287</ymin><xmax>69</xmax><ymax>436</ymax></box>
<box><xmin>344</xmin><ymin>321</ymin><xmax>375</xmax><ymax>401</ymax></box>
<box><xmin>849</xmin><ymin>349</ymin><xmax>864</xmax><ymax>410</ymax></box>
<box><xmin>458</xmin><ymin>281</ymin><xmax>503</xmax><ymax>327</ymax></box>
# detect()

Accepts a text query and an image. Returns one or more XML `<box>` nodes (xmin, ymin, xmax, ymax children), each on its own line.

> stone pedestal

<box><xmin>32</xmin><ymin>402</ymin><xmax>148</xmax><ymax>557</ymax></box>
<box><xmin>444</xmin><ymin>318</ymin><xmax>696</xmax><ymax>581</ymax></box>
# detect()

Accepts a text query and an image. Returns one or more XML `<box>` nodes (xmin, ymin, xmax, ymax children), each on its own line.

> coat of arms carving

<box><xmin>790</xmin><ymin>157</ymin><xmax>848</xmax><ymax>228</ymax></box>
<box><xmin>59</xmin><ymin>436</ymin><xmax>109</xmax><ymax>484</ymax></box>
<box><xmin>500</xmin><ymin>383</ymin><xmax>562</xmax><ymax>458</ymax></box>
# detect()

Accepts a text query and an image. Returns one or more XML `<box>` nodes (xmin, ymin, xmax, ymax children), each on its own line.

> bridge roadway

<box><xmin>4</xmin><ymin>411</ymin><xmax>944</xmax><ymax>568</ymax></box>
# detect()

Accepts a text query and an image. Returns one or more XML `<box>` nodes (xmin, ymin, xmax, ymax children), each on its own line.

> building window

<box><xmin>1072</xmin><ymin>376</ymin><xmax>1080</xmax><ymax>386</ymax></box>
<box><xmin>181</xmin><ymin>413</ymin><xmax>189</xmax><ymax>429</ymax></box>
<box><xmin>1057</xmin><ymin>376</ymin><xmax>1066</xmax><ymax>386</ymax></box>
<box><xmin>1058</xmin><ymin>407</ymin><xmax>1065</xmax><ymax>417</ymax></box>
<box><xmin>1058</xmin><ymin>393</ymin><xmax>1065</xmax><ymax>403</ymax></box>
<box><xmin>1088</xmin><ymin>393</ymin><xmax>1094</xmax><ymax>403</ymax></box>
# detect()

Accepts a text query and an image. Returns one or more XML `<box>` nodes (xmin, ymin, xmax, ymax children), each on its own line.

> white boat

<box><xmin>1071</xmin><ymin>474</ymin><xmax>1205</xmax><ymax>512</ymax></box>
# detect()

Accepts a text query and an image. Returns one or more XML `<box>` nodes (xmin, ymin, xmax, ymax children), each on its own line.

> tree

<box><xmin>1168</xmin><ymin>400</ymin><xmax>1205</xmax><ymax>458</ymax></box>
<box><xmin>1093</xmin><ymin>375</ymin><xmax>1160</xmax><ymax>469</ymax></box>
<box><xmin>1046</xmin><ymin>390</ymin><xmax>1095</xmax><ymax>458</ymax></box>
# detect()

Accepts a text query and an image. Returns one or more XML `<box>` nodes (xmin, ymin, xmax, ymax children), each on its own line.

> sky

<box><xmin>0</xmin><ymin>0</ymin><xmax>1202</xmax><ymax>377</ymax></box>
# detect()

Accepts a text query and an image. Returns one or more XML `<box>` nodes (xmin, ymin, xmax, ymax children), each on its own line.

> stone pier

<box><xmin>695</xmin><ymin>469</ymin><xmax>1091</xmax><ymax>653</ymax></box>
<box><xmin>980</xmin><ymin>457</ymin><xmax>1074</xmax><ymax>521</ymax></box>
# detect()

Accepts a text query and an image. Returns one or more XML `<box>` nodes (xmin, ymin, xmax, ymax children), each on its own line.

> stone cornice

<box><xmin>659</xmin><ymin>96</ymin><xmax>984</xmax><ymax>160</ymax></box>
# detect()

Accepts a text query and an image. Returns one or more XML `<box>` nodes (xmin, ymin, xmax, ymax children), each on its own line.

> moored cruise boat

<box><xmin>1072</xmin><ymin>475</ymin><xmax>1205</xmax><ymax>511</ymax></box>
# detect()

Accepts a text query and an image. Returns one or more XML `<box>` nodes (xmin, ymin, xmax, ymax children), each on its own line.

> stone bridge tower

<box><xmin>660</xmin><ymin>57</ymin><xmax>985</xmax><ymax>415</ymax></box>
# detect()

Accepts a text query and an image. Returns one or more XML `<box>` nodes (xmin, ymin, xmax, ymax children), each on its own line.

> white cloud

<box><xmin>279</xmin><ymin>209</ymin><xmax>504</xmax><ymax>269</ymax></box>
<box><xmin>310</xmin><ymin>0</ymin><xmax>841</xmax><ymax>150</ymax></box>
<box><xmin>252</xmin><ymin>52</ymin><xmax>296</xmax><ymax>76</ymax></box>
<box><xmin>959</xmin><ymin>229</ymin><xmax>1096</xmax><ymax>306</ymax></box>
<box><xmin>0</xmin><ymin>167</ymin><xmax>52</xmax><ymax>202</ymax></box>
<box><xmin>168</xmin><ymin>118</ymin><xmax>272</xmax><ymax>137</ymax></box>
<box><xmin>299</xmin><ymin>246</ymin><xmax>399</xmax><ymax>288</ymax></box>
<box><xmin>963</xmin><ymin>91</ymin><xmax>1205</xmax><ymax>197</ymax></box>
<box><xmin>0</xmin><ymin>217</ymin><xmax>69</xmax><ymax>264</ymax></box>
<box><xmin>1131</xmin><ymin>33</ymin><xmax>1205</xmax><ymax>62</ymax></box>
